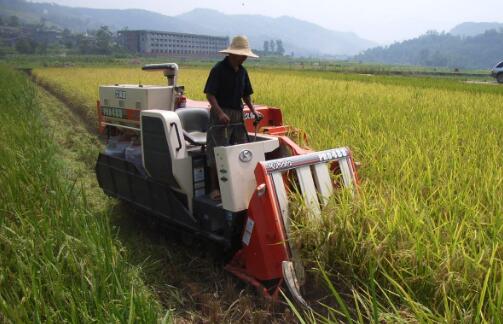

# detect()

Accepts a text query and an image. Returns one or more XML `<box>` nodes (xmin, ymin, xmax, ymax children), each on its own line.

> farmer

<box><xmin>204</xmin><ymin>35</ymin><xmax>261</xmax><ymax>200</ymax></box>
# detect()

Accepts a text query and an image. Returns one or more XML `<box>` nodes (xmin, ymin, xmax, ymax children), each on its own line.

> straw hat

<box><xmin>219</xmin><ymin>35</ymin><xmax>259</xmax><ymax>58</ymax></box>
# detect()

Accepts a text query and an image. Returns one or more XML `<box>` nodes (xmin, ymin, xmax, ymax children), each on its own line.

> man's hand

<box><xmin>217</xmin><ymin>111</ymin><xmax>230</xmax><ymax>124</ymax></box>
<box><xmin>254</xmin><ymin>112</ymin><xmax>263</xmax><ymax>121</ymax></box>
<box><xmin>253</xmin><ymin>112</ymin><xmax>263</xmax><ymax>127</ymax></box>
<box><xmin>207</xmin><ymin>94</ymin><xmax>230</xmax><ymax>124</ymax></box>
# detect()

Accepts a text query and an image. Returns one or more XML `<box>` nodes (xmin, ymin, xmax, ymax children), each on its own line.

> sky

<box><xmin>31</xmin><ymin>0</ymin><xmax>503</xmax><ymax>44</ymax></box>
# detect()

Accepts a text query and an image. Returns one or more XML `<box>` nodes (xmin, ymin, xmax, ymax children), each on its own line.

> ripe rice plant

<box><xmin>0</xmin><ymin>66</ymin><xmax>168</xmax><ymax>323</ymax></box>
<box><xmin>32</xmin><ymin>66</ymin><xmax>503</xmax><ymax>321</ymax></box>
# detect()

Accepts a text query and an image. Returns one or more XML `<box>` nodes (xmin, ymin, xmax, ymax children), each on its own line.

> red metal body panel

<box><xmin>277</xmin><ymin>135</ymin><xmax>310</xmax><ymax>155</ymax></box>
<box><xmin>126</xmin><ymin>108</ymin><xmax>141</xmax><ymax>121</ymax></box>
<box><xmin>348</xmin><ymin>149</ymin><xmax>361</xmax><ymax>186</ymax></box>
<box><xmin>243</xmin><ymin>106</ymin><xmax>283</xmax><ymax>131</ymax></box>
<box><xmin>227</xmin><ymin>163</ymin><xmax>290</xmax><ymax>281</ymax></box>
<box><xmin>97</xmin><ymin>100</ymin><xmax>105</xmax><ymax>134</ymax></box>
<box><xmin>261</xmin><ymin>126</ymin><xmax>289</xmax><ymax>136</ymax></box>
<box><xmin>225</xmin><ymin>135</ymin><xmax>312</xmax><ymax>288</ymax></box>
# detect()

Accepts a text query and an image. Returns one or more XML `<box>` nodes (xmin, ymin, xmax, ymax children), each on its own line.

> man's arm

<box><xmin>207</xmin><ymin>93</ymin><xmax>230</xmax><ymax>124</ymax></box>
<box><xmin>242</xmin><ymin>71</ymin><xmax>261</xmax><ymax>119</ymax></box>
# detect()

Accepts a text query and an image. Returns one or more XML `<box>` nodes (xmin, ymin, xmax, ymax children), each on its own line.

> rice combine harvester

<box><xmin>95</xmin><ymin>63</ymin><xmax>359</xmax><ymax>306</ymax></box>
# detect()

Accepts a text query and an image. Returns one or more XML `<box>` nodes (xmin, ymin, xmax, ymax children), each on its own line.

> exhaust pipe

<box><xmin>142</xmin><ymin>63</ymin><xmax>179</xmax><ymax>86</ymax></box>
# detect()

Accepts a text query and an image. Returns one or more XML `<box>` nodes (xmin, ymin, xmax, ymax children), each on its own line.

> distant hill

<box><xmin>355</xmin><ymin>30</ymin><xmax>503</xmax><ymax>69</ymax></box>
<box><xmin>450</xmin><ymin>22</ymin><xmax>503</xmax><ymax>37</ymax></box>
<box><xmin>0</xmin><ymin>0</ymin><xmax>201</xmax><ymax>33</ymax></box>
<box><xmin>0</xmin><ymin>0</ymin><xmax>376</xmax><ymax>56</ymax></box>
<box><xmin>176</xmin><ymin>9</ymin><xmax>376</xmax><ymax>56</ymax></box>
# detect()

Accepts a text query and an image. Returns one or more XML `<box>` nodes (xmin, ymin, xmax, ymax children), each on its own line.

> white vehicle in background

<box><xmin>491</xmin><ymin>61</ymin><xmax>503</xmax><ymax>83</ymax></box>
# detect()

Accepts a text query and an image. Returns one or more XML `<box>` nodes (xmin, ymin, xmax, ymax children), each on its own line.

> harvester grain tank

<box><xmin>95</xmin><ymin>63</ymin><xmax>359</xmax><ymax>306</ymax></box>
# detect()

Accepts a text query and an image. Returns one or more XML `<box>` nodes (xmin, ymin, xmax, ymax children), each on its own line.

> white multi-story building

<box><xmin>118</xmin><ymin>30</ymin><xmax>229</xmax><ymax>57</ymax></box>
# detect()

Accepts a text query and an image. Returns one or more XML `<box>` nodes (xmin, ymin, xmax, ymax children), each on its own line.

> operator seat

<box><xmin>175</xmin><ymin>108</ymin><xmax>210</xmax><ymax>146</ymax></box>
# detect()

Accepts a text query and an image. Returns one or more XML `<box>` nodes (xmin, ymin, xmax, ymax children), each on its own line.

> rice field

<box><xmin>0</xmin><ymin>66</ymin><xmax>167</xmax><ymax>323</ymax></box>
<box><xmin>32</xmin><ymin>66</ymin><xmax>503</xmax><ymax>322</ymax></box>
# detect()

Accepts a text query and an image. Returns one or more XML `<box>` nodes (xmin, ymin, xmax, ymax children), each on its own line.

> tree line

<box><xmin>355</xmin><ymin>29</ymin><xmax>503</xmax><ymax>69</ymax></box>
<box><xmin>262</xmin><ymin>39</ymin><xmax>285</xmax><ymax>56</ymax></box>
<box><xmin>0</xmin><ymin>15</ymin><xmax>121</xmax><ymax>56</ymax></box>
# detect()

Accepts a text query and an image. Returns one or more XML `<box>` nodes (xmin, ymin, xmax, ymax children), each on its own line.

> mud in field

<box><xmin>33</xmin><ymin>78</ymin><xmax>303</xmax><ymax>323</ymax></box>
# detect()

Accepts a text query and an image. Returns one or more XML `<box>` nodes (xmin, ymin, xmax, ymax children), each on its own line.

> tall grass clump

<box><xmin>0</xmin><ymin>66</ymin><xmax>166</xmax><ymax>322</ymax></box>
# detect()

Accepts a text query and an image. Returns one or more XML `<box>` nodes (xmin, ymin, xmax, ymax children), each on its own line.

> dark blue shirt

<box><xmin>204</xmin><ymin>57</ymin><xmax>253</xmax><ymax>110</ymax></box>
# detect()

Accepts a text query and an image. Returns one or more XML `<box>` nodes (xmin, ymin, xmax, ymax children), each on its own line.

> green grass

<box><xmin>0</xmin><ymin>66</ymin><xmax>169</xmax><ymax>323</ymax></box>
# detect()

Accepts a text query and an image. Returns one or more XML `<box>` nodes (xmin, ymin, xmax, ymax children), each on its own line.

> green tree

<box><xmin>418</xmin><ymin>48</ymin><xmax>430</xmax><ymax>65</ymax></box>
<box><xmin>430</xmin><ymin>50</ymin><xmax>448</xmax><ymax>67</ymax></box>
<box><xmin>62</xmin><ymin>28</ymin><xmax>73</xmax><ymax>49</ymax></box>
<box><xmin>355</xmin><ymin>29</ymin><xmax>503</xmax><ymax>69</ymax></box>
<box><xmin>269</xmin><ymin>40</ymin><xmax>275</xmax><ymax>53</ymax></box>
<box><xmin>8</xmin><ymin>15</ymin><xmax>19</xmax><ymax>27</ymax></box>
<box><xmin>276</xmin><ymin>39</ymin><xmax>285</xmax><ymax>56</ymax></box>
<box><xmin>96</xmin><ymin>26</ymin><xmax>113</xmax><ymax>54</ymax></box>
<box><xmin>37</xmin><ymin>41</ymin><xmax>48</xmax><ymax>54</ymax></box>
<box><xmin>76</xmin><ymin>34</ymin><xmax>94</xmax><ymax>54</ymax></box>
<box><xmin>62</xmin><ymin>28</ymin><xmax>71</xmax><ymax>38</ymax></box>
<box><xmin>39</xmin><ymin>17</ymin><xmax>46</xmax><ymax>28</ymax></box>
<box><xmin>263</xmin><ymin>40</ymin><xmax>269</xmax><ymax>54</ymax></box>
<box><xmin>15</xmin><ymin>38</ymin><xmax>36</xmax><ymax>54</ymax></box>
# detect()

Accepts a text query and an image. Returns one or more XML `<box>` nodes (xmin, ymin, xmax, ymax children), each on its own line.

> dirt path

<box><xmin>32</xmin><ymin>79</ymin><xmax>297</xmax><ymax>323</ymax></box>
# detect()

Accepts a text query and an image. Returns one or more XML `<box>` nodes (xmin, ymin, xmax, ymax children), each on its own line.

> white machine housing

<box><xmin>99</xmin><ymin>64</ymin><xmax>182</xmax><ymax>132</ymax></box>
<box><xmin>215</xmin><ymin>136</ymin><xmax>280</xmax><ymax>212</ymax></box>
<box><xmin>99</xmin><ymin>84</ymin><xmax>175</xmax><ymax>111</ymax></box>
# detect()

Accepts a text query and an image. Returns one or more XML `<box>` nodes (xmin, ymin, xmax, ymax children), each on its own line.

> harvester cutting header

<box><xmin>94</xmin><ymin>61</ymin><xmax>359</xmax><ymax>306</ymax></box>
